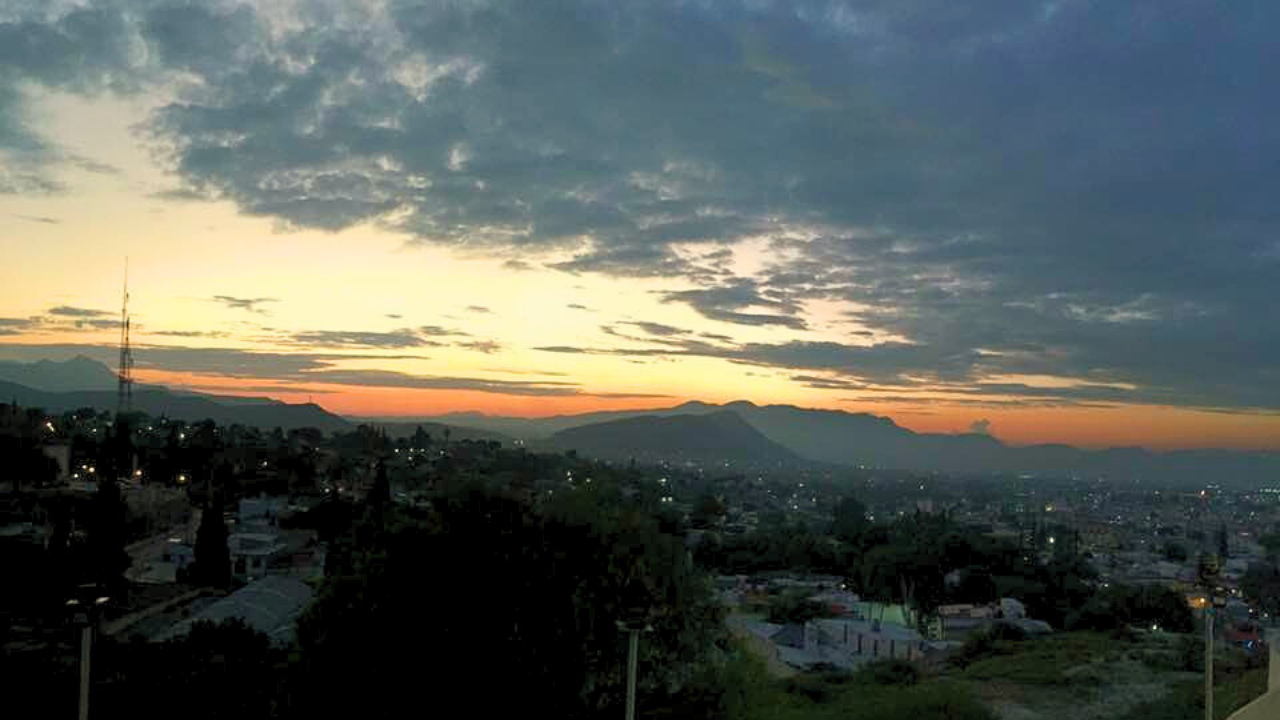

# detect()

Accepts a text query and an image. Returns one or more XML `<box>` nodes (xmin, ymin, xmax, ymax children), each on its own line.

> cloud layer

<box><xmin>3</xmin><ymin>1</ymin><xmax>1279</xmax><ymax>412</ymax></box>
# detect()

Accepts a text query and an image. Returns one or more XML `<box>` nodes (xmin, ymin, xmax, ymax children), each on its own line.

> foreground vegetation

<box><xmin>945</xmin><ymin>625</ymin><xmax>1267</xmax><ymax>720</ymax></box>
<box><xmin>683</xmin><ymin>646</ymin><xmax>994</xmax><ymax>720</ymax></box>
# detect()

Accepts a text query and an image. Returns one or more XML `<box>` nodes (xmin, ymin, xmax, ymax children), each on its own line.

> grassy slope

<box><xmin>948</xmin><ymin>631</ymin><xmax>1265</xmax><ymax>720</ymax></box>
<box><xmin>715</xmin><ymin>628</ymin><xmax>1265</xmax><ymax>720</ymax></box>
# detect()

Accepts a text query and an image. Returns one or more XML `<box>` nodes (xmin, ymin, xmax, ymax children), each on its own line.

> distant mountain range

<box><xmin>0</xmin><ymin>357</ymin><xmax>350</xmax><ymax>433</ymax></box>
<box><xmin>546</xmin><ymin>411</ymin><xmax>799</xmax><ymax>467</ymax></box>
<box><xmin>360</xmin><ymin>420</ymin><xmax>511</xmax><ymax>444</ymax></box>
<box><xmin>4</xmin><ymin>356</ymin><xmax>1278</xmax><ymax>486</ymax></box>
<box><xmin>417</xmin><ymin>400</ymin><xmax>1280</xmax><ymax>487</ymax></box>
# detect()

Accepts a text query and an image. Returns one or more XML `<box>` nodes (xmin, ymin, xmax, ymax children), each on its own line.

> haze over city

<box><xmin>2</xmin><ymin>1</ymin><xmax>1278</xmax><ymax>451</ymax></box>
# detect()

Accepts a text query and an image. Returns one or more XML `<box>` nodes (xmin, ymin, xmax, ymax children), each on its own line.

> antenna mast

<box><xmin>117</xmin><ymin>259</ymin><xmax>133</xmax><ymax>417</ymax></box>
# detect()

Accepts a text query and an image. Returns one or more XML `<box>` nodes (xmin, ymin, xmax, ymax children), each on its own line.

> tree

<box><xmin>1241</xmin><ymin>562</ymin><xmax>1280</xmax><ymax>619</ymax></box>
<box><xmin>767</xmin><ymin>592</ymin><xmax>833</xmax><ymax>625</ymax></box>
<box><xmin>1162</xmin><ymin>542</ymin><xmax>1189</xmax><ymax>563</ymax></box>
<box><xmin>93</xmin><ymin>619</ymin><xmax>282</xmax><ymax>720</ymax></box>
<box><xmin>1259</xmin><ymin>533</ymin><xmax>1280</xmax><ymax>561</ymax></box>
<box><xmin>690</xmin><ymin>493</ymin><xmax>726</xmax><ymax>530</ymax></box>
<box><xmin>192</xmin><ymin>493</ymin><xmax>231</xmax><ymax>588</ymax></box>
<box><xmin>411</xmin><ymin>425</ymin><xmax>432</xmax><ymax>449</ymax></box>
<box><xmin>88</xmin><ymin>477</ymin><xmax>132</xmax><ymax>590</ymax></box>
<box><xmin>288</xmin><ymin>482</ymin><xmax>725</xmax><ymax>719</ymax></box>
<box><xmin>368</xmin><ymin>460</ymin><xmax>391</xmax><ymax>506</ymax></box>
<box><xmin>832</xmin><ymin>495</ymin><xmax>869</xmax><ymax>545</ymax></box>
<box><xmin>1067</xmin><ymin>584</ymin><xmax>1193</xmax><ymax>633</ymax></box>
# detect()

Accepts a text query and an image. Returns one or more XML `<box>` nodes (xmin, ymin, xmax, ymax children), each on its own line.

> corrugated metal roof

<box><xmin>157</xmin><ymin>575</ymin><xmax>313</xmax><ymax>645</ymax></box>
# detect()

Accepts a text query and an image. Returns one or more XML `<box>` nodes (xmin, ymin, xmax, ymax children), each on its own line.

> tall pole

<box><xmin>116</xmin><ymin>258</ymin><xmax>132</xmax><ymax>418</ymax></box>
<box><xmin>1205</xmin><ymin>606</ymin><xmax>1213</xmax><ymax>720</ymax></box>
<box><xmin>625</xmin><ymin>628</ymin><xmax>639</xmax><ymax>720</ymax></box>
<box><xmin>69</xmin><ymin>592</ymin><xmax>108</xmax><ymax>720</ymax></box>
<box><xmin>78</xmin><ymin>623</ymin><xmax>92</xmax><ymax>720</ymax></box>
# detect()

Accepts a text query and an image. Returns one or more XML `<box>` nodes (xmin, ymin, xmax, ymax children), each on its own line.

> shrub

<box><xmin>987</xmin><ymin>621</ymin><xmax>1028</xmax><ymax>642</ymax></box>
<box><xmin>949</xmin><ymin>624</ymin><xmax>1024</xmax><ymax>668</ymax></box>
<box><xmin>856</xmin><ymin>659</ymin><xmax>920</xmax><ymax>687</ymax></box>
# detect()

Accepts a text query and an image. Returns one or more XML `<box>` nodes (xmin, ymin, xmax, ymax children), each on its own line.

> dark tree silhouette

<box><xmin>832</xmin><ymin>495</ymin><xmax>870</xmax><ymax>544</ymax></box>
<box><xmin>88</xmin><ymin>477</ymin><xmax>132</xmax><ymax>590</ymax></box>
<box><xmin>369</xmin><ymin>460</ymin><xmax>391</xmax><ymax>506</ymax></box>
<box><xmin>288</xmin><ymin>480</ymin><xmax>725</xmax><ymax>719</ymax></box>
<box><xmin>193</xmin><ymin>492</ymin><xmax>231</xmax><ymax>588</ymax></box>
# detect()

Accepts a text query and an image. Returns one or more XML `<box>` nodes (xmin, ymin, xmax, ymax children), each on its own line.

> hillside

<box><xmin>421</xmin><ymin>401</ymin><xmax>725</xmax><ymax>439</ymax></box>
<box><xmin>548</xmin><ymin>411</ymin><xmax>800</xmax><ymax>467</ymax></box>
<box><xmin>0</xmin><ymin>380</ymin><xmax>350</xmax><ymax>433</ymax></box>
<box><xmin>358</xmin><ymin>420</ymin><xmax>512</xmax><ymax>444</ymax></box>
<box><xmin>422</xmin><ymin>400</ymin><xmax>1280</xmax><ymax>485</ymax></box>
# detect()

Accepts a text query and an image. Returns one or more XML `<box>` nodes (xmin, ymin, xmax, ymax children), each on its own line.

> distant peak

<box><xmin>674</xmin><ymin>400</ymin><xmax>717</xmax><ymax>409</ymax></box>
<box><xmin>724</xmin><ymin>399</ymin><xmax>758</xmax><ymax>408</ymax></box>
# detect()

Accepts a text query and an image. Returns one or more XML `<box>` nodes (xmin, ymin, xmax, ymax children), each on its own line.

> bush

<box><xmin>767</xmin><ymin>592</ymin><xmax>834</xmax><ymax>625</ymax></box>
<box><xmin>785</xmin><ymin>673</ymin><xmax>844</xmax><ymax>702</ymax></box>
<box><xmin>949</xmin><ymin>624</ymin><xmax>1024</xmax><ymax>668</ymax></box>
<box><xmin>987</xmin><ymin>621</ymin><xmax>1028</xmax><ymax>642</ymax></box>
<box><xmin>856</xmin><ymin>659</ymin><xmax>919</xmax><ymax>687</ymax></box>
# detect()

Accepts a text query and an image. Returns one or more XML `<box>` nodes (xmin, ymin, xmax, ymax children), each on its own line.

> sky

<box><xmin>1</xmin><ymin>0</ymin><xmax>1278</xmax><ymax>451</ymax></box>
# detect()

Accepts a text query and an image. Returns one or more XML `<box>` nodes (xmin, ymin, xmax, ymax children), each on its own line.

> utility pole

<box><xmin>1205</xmin><ymin>590</ymin><xmax>1228</xmax><ymax>720</ymax></box>
<box><xmin>67</xmin><ymin>590</ymin><xmax>110</xmax><ymax>720</ymax></box>
<box><xmin>77</xmin><ymin>619</ymin><xmax>91</xmax><ymax>720</ymax></box>
<box><xmin>617</xmin><ymin>619</ymin><xmax>651</xmax><ymax>720</ymax></box>
<box><xmin>1205</xmin><ymin>605</ymin><xmax>1213</xmax><ymax>720</ymax></box>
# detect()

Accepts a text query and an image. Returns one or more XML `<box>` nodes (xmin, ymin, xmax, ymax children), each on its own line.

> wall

<box><xmin>1225</xmin><ymin>642</ymin><xmax>1280</xmax><ymax>720</ymax></box>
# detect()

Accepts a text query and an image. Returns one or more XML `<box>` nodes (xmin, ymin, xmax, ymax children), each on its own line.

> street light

<box><xmin>66</xmin><ymin>588</ymin><xmax>110</xmax><ymax>720</ymax></box>
<box><xmin>616</xmin><ymin>618</ymin><xmax>652</xmax><ymax>720</ymax></box>
<box><xmin>1205</xmin><ymin>590</ymin><xmax>1227</xmax><ymax>720</ymax></box>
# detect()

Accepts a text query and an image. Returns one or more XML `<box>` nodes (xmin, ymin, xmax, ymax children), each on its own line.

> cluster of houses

<box><xmin>109</xmin><ymin>493</ymin><xmax>324</xmax><ymax>646</ymax></box>
<box><xmin>721</xmin><ymin>574</ymin><xmax>1054</xmax><ymax>673</ymax></box>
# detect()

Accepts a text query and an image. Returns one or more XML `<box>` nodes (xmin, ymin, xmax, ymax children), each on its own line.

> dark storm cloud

<box><xmin>6</xmin><ymin>1</ymin><xmax>1280</xmax><ymax>411</ymax></box>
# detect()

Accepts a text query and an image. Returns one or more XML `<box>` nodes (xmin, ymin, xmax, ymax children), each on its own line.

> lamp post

<box><xmin>67</xmin><ymin>586</ymin><xmax>109</xmax><ymax>720</ymax></box>
<box><xmin>616</xmin><ymin>619</ymin><xmax>652</xmax><ymax>720</ymax></box>
<box><xmin>1205</xmin><ymin>590</ymin><xmax>1226</xmax><ymax>720</ymax></box>
<box><xmin>1205</xmin><ymin>602</ymin><xmax>1213</xmax><ymax>720</ymax></box>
